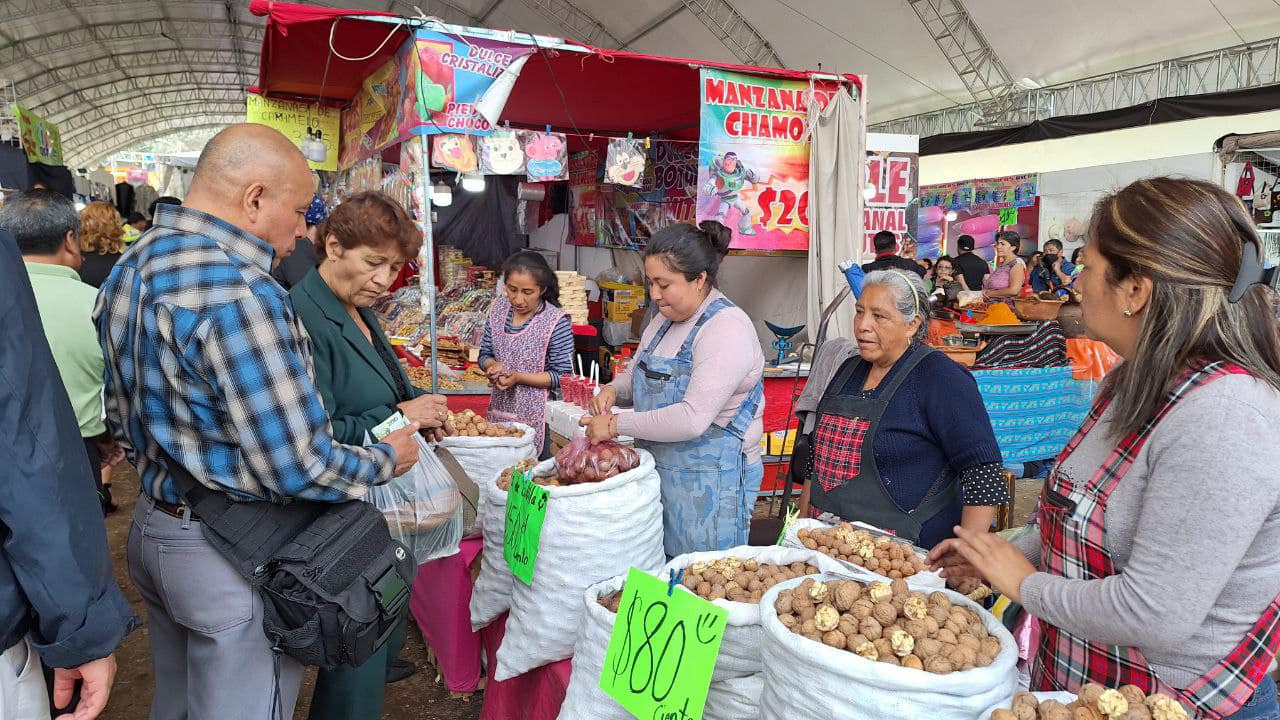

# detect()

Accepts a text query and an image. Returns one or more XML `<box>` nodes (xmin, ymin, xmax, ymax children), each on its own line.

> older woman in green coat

<box><xmin>290</xmin><ymin>192</ymin><xmax>448</xmax><ymax>720</ymax></box>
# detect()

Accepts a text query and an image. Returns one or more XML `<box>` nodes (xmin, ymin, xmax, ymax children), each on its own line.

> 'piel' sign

<box><xmin>503</xmin><ymin>469</ymin><xmax>547</xmax><ymax>585</ymax></box>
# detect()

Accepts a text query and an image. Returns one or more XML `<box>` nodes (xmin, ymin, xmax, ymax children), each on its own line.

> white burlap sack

<box><xmin>495</xmin><ymin>450</ymin><xmax>664</xmax><ymax>680</ymax></box>
<box><xmin>661</xmin><ymin>545</ymin><xmax>867</xmax><ymax>681</ymax></box>
<box><xmin>468</xmin><ymin>466</ymin><xmax>513</xmax><ymax>631</ymax></box>
<box><xmin>555</xmin><ymin>576</ymin><xmax>632</xmax><ymax>720</ymax></box>
<box><xmin>438</xmin><ymin>422</ymin><xmax>536</xmax><ymax>508</ymax></box>
<box><xmin>704</xmin><ymin>674</ymin><xmax>764</xmax><ymax>720</ymax></box>
<box><xmin>758</xmin><ymin>573</ymin><xmax>1017</xmax><ymax>720</ymax></box>
<box><xmin>782</xmin><ymin>518</ymin><xmax>945</xmax><ymax>589</ymax></box>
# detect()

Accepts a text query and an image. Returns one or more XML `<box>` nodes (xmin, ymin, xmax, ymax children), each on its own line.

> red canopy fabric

<box><xmin>250</xmin><ymin>0</ymin><xmax>861</xmax><ymax>138</ymax></box>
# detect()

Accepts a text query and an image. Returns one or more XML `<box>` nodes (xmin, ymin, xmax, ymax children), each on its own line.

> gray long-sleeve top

<box><xmin>1014</xmin><ymin>373</ymin><xmax>1280</xmax><ymax>688</ymax></box>
<box><xmin>0</xmin><ymin>230</ymin><xmax>136</xmax><ymax>668</ymax></box>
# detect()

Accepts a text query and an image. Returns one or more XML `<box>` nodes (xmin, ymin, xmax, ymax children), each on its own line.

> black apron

<box><xmin>807</xmin><ymin>342</ymin><xmax>958</xmax><ymax>545</ymax></box>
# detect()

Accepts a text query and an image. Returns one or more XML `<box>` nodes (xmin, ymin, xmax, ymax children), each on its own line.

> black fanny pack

<box><xmin>163</xmin><ymin>453</ymin><xmax>416</xmax><ymax>670</ymax></box>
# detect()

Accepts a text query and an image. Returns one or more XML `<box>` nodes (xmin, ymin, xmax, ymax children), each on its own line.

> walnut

<box><xmin>708</xmin><ymin>586</ymin><xmax>726</xmax><ymax>601</ymax></box>
<box><xmin>872</xmin><ymin>602</ymin><xmax>898</xmax><ymax>626</ymax></box>
<box><xmin>851</xmin><ymin>601</ymin><xmax>874</xmax><ymax>621</ymax></box>
<box><xmin>948</xmin><ymin>609</ymin><xmax>971</xmax><ymax>632</ymax></box>
<box><xmin>854</xmin><ymin>641</ymin><xmax>878</xmax><ymax>661</ymax></box>
<box><xmin>688</xmin><ymin>561</ymin><xmax>709</xmax><ymax>574</ymax></box>
<box><xmin>1145</xmin><ymin>696</ymin><xmax>1189</xmax><ymax>720</ymax></box>
<box><xmin>878</xmin><ymin>654</ymin><xmax>901</xmax><ymax>666</ymax></box>
<box><xmin>808</xmin><ymin>580</ymin><xmax>829</xmax><ymax>603</ymax></box>
<box><xmin>956</xmin><ymin>634</ymin><xmax>981</xmax><ymax>652</ymax></box>
<box><xmin>867</xmin><ymin>582</ymin><xmax>893</xmax><ymax>603</ymax></box>
<box><xmin>936</xmin><ymin>628</ymin><xmax>958</xmax><ymax>645</ymax></box>
<box><xmin>891</xmin><ymin>578</ymin><xmax>910</xmax><ymax>597</ymax></box>
<box><xmin>1012</xmin><ymin>691</ymin><xmax>1038</xmax><ymax>711</ymax></box>
<box><xmin>743</xmin><ymin>558</ymin><xmax>759</xmax><ymax>572</ymax></box>
<box><xmin>890</xmin><ymin>629</ymin><xmax>915</xmax><ymax>657</ymax></box>
<box><xmin>799</xmin><ymin>619</ymin><xmax>816</xmax><ymax>636</ymax></box>
<box><xmin>929</xmin><ymin>604</ymin><xmax>951</xmax><ymax>625</ymax></box>
<box><xmin>798</xmin><ymin>605</ymin><xmax>817</xmax><ymax>623</ymax></box>
<box><xmin>681</xmin><ymin>573</ymin><xmax>699</xmax><ymax>589</ymax></box>
<box><xmin>696</xmin><ymin>581</ymin><xmax>712</xmax><ymax>596</ymax></box>
<box><xmin>778</xmin><ymin>614</ymin><xmax>798</xmax><ymax>630</ymax></box>
<box><xmin>1097</xmin><ymin>689</ymin><xmax>1129</xmax><ymax>718</ymax></box>
<box><xmin>724</xmin><ymin>581</ymin><xmax>742</xmax><ymax>598</ymax></box>
<box><xmin>859</xmin><ymin>617</ymin><xmax>883</xmax><ymax>641</ymax></box>
<box><xmin>923</xmin><ymin>656</ymin><xmax>953</xmax><ymax>674</ymax></box>
<box><xmin>1073</xmin><ymin>708</ymin><xmax>1104</xmax><ymax>720</ymax></box>
<box><xmin>821</xmin><ymin>629</ymin><xmax>846</xmax><ymax>649</ymax></box>
<box><xmin>814</xmin><ymin>604</ymin><xmax>840</xmax><ymax>632</ymax></box>
<box><xmin>903</xmin><ymin>596</ymin><xmax>928</xmax><ymax>621</ymax></box>
<box><xmin>874</xmin><ymin>638</ymin><xmax>894</xmax><ymax>659</ymax></box>
<box><xmin>844</xmin><ymin>633</ymin><xmax>869</xmax><ymax>651</ymax></box>
<box><xmin>1117</xmin><ymin>686</ymin><xmax>1146</xmax><ymax>707</ymax></box>
<box><xmin>1034</xmin><ymin>701</ymin><xmax>1069</xmax><ymax>720</ymax></box>
<box><xmin>1121</xmin><ymin>707</ymin><xmax>1152</xmax><ymax>720</ymax></box>
<box><xmin>1013</xmin><ymin>704</ymin><xmax>1039</xmax><ymax>720</ymax></box>
<box><xmin>901</xmin><ymin>654</ymin><xmax>924</xmax><ymax>671</ymax></box>
<box><xmin>923</xmin><ymin>616</ymin><xmax>941</xmax><ymax>635</ymax></box>
<box><xmin>914</xmin><ymin>637</ymin><xmax>942</xmax><ymax>660</ymax></box>
<box><xmin>904</xmin><ymin>619</ymin><xmax>929</xmax><ymax>640</ymax></box>
<box><xmin>1078</xmin><ymin>684</ymin><xmax>1106</xmax><ymax>707</ymax></box>
<box><xmin>979</xmin><ymin>635</ymin><xmax>1002</xmax><ymax>660</ymax></box>
<box><xmin>833</xmin><ymin>581</ymin><xmax>861</xmax><ymax>611</ymax></box>
<box><xmin>928</xmin><ymin>591</ymin><xmax>952</xmax><ymax>608</ymax></box>
<box><xmin>949</xmin><ymin>645</ymin><xmax>976</xmax><ymax>668</ymax></box>
<box><xmin>791</xmin><ymin>590</ymin><xmax>814</xmax><ymax>612</ymax></box>
<box><xmin>797</xmin><ymin>528</ymin><xmax>811</xmax><ymax>541</ymax></box>
<box><xmin>990</xmin><ymin>711</ymin><xmax>1018</xmax><ymax>720</ymax></box>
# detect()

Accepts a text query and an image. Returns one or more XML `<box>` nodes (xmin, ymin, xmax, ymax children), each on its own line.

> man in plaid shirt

<box><xmin>94</xmin><ymin>124</ymin><xmax>423</xmax><ymax>719</ymax></box>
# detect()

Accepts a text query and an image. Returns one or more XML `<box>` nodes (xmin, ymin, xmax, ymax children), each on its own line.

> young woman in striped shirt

<box><xmin>479</xmin><ymin>251</ymin><xmax>575</xmax><ymax>453</ymax></box>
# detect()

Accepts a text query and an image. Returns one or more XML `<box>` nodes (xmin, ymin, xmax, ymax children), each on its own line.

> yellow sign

<box><xmin>245</xmin><ymin>94</ymin><xmax>339</xmax><ymax>171</ymax></box>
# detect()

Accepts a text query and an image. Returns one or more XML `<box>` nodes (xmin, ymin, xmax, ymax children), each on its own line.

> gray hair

<box><xmin>862</xmin><ymin>269</ymin><xmax>930</xmax><ymax>343</ymax></box>
<box><xmin>0</xmin><ymin>189</ymin><xmax>79</xmax><ymax>256</ymax></box>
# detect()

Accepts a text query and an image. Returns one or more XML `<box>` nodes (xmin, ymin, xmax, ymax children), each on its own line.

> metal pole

<box><xmin>405</xmin><ymin>135</ymin><xmax>439</xmax><ymax>393</ymax></box>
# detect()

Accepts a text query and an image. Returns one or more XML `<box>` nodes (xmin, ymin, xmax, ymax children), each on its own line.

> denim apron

<box><xmin>632</xmin><ymin>297</ymin><xmax>764</xmax><ymax>557</ymax></box>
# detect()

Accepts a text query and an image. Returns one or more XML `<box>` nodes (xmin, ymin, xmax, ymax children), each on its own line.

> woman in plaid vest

<box><xmin>931</xmin><ymin>178</ymin><xmax>1280</xmax><ymax>719</ymax></box>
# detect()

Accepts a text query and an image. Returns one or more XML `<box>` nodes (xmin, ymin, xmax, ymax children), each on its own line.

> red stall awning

<box><xmin>249</xmin><ymin>0</ymin><xmax>860</xmax><ymax>140</ymax></box>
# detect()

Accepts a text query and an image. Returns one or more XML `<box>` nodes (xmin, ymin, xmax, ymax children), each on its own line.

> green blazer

<box><xmin>290</xmin><ymin>268</ymin><xmax>424</xmax><ymax>445</ymax></box>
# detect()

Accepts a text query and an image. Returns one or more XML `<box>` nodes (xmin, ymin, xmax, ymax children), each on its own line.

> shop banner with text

<box><xmin>246</xmin><ymin>95</ymin><xmax>340</xmax><ymax>171</ymax></box>
<box><xmin>863</xmin><ymin>149</ymin><xmax>919</xmax><ymax>257</ymax></box>
<box><xmin>339</xmin><ymin>30</ymin><xmax>534</xmax><ymax>169</ymax></box>
<box><xmin>920</xmin><ymin>173</ymin><xmax>1038</xmax><ymax>212</ymax></box>
<box><xmin>11</xmin><ymin>104</ymin><xmax>62</xmax><ymax>166</ymax></box>
<box><xmin>697</xmin><ymin>69</ymin><xmax>837</xmax><ymax>252</ymax></box>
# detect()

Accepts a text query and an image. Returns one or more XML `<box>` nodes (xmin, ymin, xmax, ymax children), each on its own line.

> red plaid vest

<box><xmin>1033</xmin><ymin>361</ymin><xmax>1280</xmax><ymax>719</ymax></box>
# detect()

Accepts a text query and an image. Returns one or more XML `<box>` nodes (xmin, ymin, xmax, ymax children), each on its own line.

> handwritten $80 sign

<box><xmin>600</xmin><ymin>567</ymin><xmax>728</xmax><ymax>720</ymax></box>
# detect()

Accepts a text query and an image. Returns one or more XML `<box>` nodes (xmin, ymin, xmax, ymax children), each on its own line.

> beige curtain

<box><xmin>806</xmin><ymin>84</ymin><xmax>865</xmax><ymax>344</ymax></box>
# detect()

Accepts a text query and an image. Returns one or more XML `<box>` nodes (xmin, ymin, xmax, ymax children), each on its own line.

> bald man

<box><xmin>93</xmin><ymin>125</ymin><xmax>421</xmax><ymax>720</ymax></box>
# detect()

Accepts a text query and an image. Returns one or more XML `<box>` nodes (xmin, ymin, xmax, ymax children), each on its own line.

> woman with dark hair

<box><xmin>290</xmin><ymin>191</ymin><xmax>449</xmax><ymax>720</ymax></box>
<box><xmin>931</xmin><ymin>178</ymin><xmax>1280</xmax><ymax>719</ymax></box>
<box><xmin>585</xmin><ymin>221</ymin><xmax>765</xmax><ymax>556</ymax></box>
<box><xmin>983</xmin><ymin>230</ymin><xmax>1027</xmax><ymax>300</ymax></box>
<box><xmin>479</xmin><ymin>250</ymin><xmax>574</xmax><ymax>452</ymax></box>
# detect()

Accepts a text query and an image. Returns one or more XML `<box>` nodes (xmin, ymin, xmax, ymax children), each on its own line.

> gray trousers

<box><xmin>0</xmin><ymin>639</ymin><xmax>49</xmax><ymax>720</ymax></box>
<box><xmin>127</xmin><ymin>494</ymin><xmax>304</xmax><ymax>720</ymax></box>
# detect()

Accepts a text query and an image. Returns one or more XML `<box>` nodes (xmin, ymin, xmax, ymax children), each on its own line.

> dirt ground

<box><xmin>99</xmin><ymin>465</ymin><xmax>483</xmax><ymax>720</ymax></box>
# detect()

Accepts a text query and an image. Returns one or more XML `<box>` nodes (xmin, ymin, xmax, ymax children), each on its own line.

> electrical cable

<box><xmin>328</xmin><ymin>15</ymin><xmax>409</xmax><ymax>62</ymax></box>
<box><xmin>1207</xmin><ymin>0</ymin><xmax>1247</xmax><ymax>44</ymax></box>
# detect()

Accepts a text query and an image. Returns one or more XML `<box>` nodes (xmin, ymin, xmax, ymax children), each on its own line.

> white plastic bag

<box><xmin>365</xmin><ymin>435</ymin><xmax>462</xmax><ymax>563</ymax></box>
<box><xmin>438</xmin><ymin>422</ymin><xmax>536</xmax><ymax>509</ymax></box>
<box><xmin>782</xmin><ymin>518</ymin><xmax>945</xmax><ymax>589</ymax></box>
<box><xmin>555</xmin><ymin>576</ymin><xmax>632</xmax><ymax>720</ymax></box>
<box><xmin>495</xmin><ymin>451</ymin><xmax>664</xmax><ymax>681</ymax></box>
<box><xmin>661</xmin><ymin>545</ymin><xmax>864</xmax><ymax>681</ymax></box>
<box><xmin>469</xmin><ymin>466</ymin><xmax>514</xmax><ymax>631</ymax></box>
<box><xmin>704</xmin><ymin>674</ymin><xmax>764</xmax><ymax>720</ymax></box>
<box><xmin>758</xmin><ymin>573</ymin><xmax>1018</xmax><ymax>720</ymax></box>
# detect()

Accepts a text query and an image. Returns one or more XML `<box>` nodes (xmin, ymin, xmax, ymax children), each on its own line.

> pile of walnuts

<box><xmin>496</xmin><ymin>459</ymin><xmax>562</xmax><ymax>490</ymax></box>
<box><xmin>598</xmin><ymin>590</ymin><xmax>623</xmax><ymax>613</ymax></box>
<box><xmin>797</xmin><ymin>524</ymin><xmax>928</xmax><ymax>579</ymax></box>
<box><xmin>993</xmin><ymin>685</ymin><xmax>1189</xmax><ymax>720</ymax></box>
<box><xmin>447</xmin><ymin>410</ymin><xmax>523</xmax><ymax>438</ymax></box>
<box><xmin>774</xmin><ymin>578</ymin><xmax>1000</xmax><ymax>674</ymax></box>
<box><xmin>680</xmin><ymin>558</ymin><xmax>822</xmax><ymax>604</ymax></box>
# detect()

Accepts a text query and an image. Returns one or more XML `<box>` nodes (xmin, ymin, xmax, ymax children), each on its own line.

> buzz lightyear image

<box><xmin>702</xmin><ymin>151</ymin><xmax>759</xmax><ymax>235</ymax></box>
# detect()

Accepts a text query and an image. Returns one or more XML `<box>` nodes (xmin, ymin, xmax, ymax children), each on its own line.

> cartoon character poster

<box><xmin>12</xmin><ymin>104</ymin><xmax>62</xmax><ymax>166</ymax></box>
<box><xmin>604</xmin><ymin>137</ymin><xmax>646</xmax><ymax>187</ymax></box>
<box><xmin>477</xmin><ymin>129</ymin><xmax>525</xmax><ymax>174</ymax></box>
<box><xmin>520</xmin><ymin>131</ymin><xmax>567</xmax><ymax>182</ymax></box>
<box><xmin>696</xmin><ymin>69</ymin><xmax>839</xmax><ymax>252</ymax></box>
<box><xmin>597</xmin><ymin>142</ymin><xmax>698</xmax><ymax>250</ymax></box>
<box><xmin>431</xmin><ymin>134</ymin><xmax>478</xmax><ymax>172</ymax></box>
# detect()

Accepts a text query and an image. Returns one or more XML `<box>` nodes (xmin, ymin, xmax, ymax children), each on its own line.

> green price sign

<box><xmin>600</xmin><ymin>567</ymin><xmax>728</xmax><ymax>720</ymax></box>
<box><xmin>503</xmin><ymin>469</ymin><xmax>547</xmax><ymax>585</ymax></box>
<box><xmin>999</xmin><ymin>207</ymin><xmax>1018</xmax><ymax>226</ymax></box>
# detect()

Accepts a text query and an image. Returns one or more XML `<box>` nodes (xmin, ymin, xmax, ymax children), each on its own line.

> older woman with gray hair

<box><xmin>794</xmin><ymin>269</ymin><xmax>1008</xmax><ymax>549</ymax></box>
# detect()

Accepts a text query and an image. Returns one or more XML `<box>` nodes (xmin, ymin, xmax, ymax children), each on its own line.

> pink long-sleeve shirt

<box><xmin>612</xmin><ymin>290</ymin><xmax>764</xmax><ymax>463</ymax></box>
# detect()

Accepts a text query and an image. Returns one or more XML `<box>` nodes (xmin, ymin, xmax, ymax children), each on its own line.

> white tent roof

<box><xmin>2</xmin><ymin>0</ymin><xmax>1278</xmax><ymax>166</ymax></box>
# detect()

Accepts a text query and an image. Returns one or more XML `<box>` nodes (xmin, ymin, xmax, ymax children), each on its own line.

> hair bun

<box><xmin>698</xmin><ymin>220</ymin><xmax>733</xmax><ymax>256</ymax></box>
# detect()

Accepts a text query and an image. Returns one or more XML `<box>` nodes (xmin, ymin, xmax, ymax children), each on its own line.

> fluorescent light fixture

<box><xmin>944</xmin><ymin>210</ymin><xmax>958</xmax><ymax>222</ymax></box>
<box><xmin>431</xmin><ymin>182</ymin><xmax>453</xmax><ymax>207</ymax></box>
<box><xmin>461</xmin><ymin>173</ymin><xmax>485</xmax><ymax>193</ymax></box>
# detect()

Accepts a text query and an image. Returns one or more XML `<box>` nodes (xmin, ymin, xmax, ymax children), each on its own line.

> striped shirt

<box><xmin>477</xmin><ymin>300</ymin><xmax>575</xmax><ymax>389</ymax></box>
<box><xmin>93</xmin><ymin>205</ymin><xmax>394</xmax><ymax>505</ymax></box>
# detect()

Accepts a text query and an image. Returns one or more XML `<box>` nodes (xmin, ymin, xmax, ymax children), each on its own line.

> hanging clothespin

<box><xmin>545</xmin><ymin>124</ymin><xmax>552</xmax><ymax>135</ymax></box>
<box><xmin>588</xmin><ymin>133</ymin><xmax>594</xmax><ymax>141</ymax></box>
<box><xmin>776</xmin><ymin>502</ymin><xmax>800</xmax><ymax>546</ymax></box>
<box><xmin>645</xmin><ymin>136</ymin><xmax>651</xmax><ymax>149</ymax></box>
<box><xmin>627</xmin><ymin>131</ymin><xmax>633</xmax><ymax>142</ymax></box>
<box><xmin>667</xmin><ymin>568</ymin><xmax>683</xmax><ymax>596</ymax></box>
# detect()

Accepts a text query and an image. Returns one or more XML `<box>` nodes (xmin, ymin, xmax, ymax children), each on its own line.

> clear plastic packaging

<box><xmin>366</xmin><ymin>435</ymin><xmax>463</xmax><ymax>564</ymax></box>
<box><xmin>553</xmin><ymin>437</ymin><xmax>640</xmax><ymax>484</ymax></box>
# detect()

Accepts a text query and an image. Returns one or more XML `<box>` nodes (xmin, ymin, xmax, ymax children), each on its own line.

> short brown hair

<box><xmin>79</xmin><ymin>201</ymin><xmax>124</xmax><ymax>254</ymax></box>
<box><xmin>319</xmin><ymin>191</ymin><xmax>421</xmax><ymax>263</ymax></box>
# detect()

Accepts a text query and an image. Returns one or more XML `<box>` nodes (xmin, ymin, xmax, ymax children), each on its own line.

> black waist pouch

<box><xmin>163</xmin><ymin>453</ymin><xmax>416</xmax><ymax>670</ymax></box>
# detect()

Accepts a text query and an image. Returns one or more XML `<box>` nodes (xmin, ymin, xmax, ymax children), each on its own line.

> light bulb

<box><xmin>461</xmin><ymin>174</ymin><xmax>485</xmax><ymax>193</ymax></box>
<box><xmin>863</xmin><ymin>182</ymin><xmax>877</xmax><ymax>200</ymax></box>
<box><xmin>431</xmin><ymin>182</ymin><xmax>453</xmax><ymax>207</ymax></box>
<box><xmin>944</xmin><ymin>210</ymin><xmax>958</xmax><ymax>222</ymax></box>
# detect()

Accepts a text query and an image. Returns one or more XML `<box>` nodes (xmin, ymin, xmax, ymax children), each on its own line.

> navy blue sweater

<box><xmin>837</xmin><ymin>348</ymin><xmax>1006</xmax><ymax>548</ymax></box>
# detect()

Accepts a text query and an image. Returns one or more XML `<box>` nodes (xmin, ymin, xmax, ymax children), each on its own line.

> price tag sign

<box><xmin>999</xmin><ymin>207</ymin><xmax>1018</xmax><ymax>226</ymax></box>
<box><xmin>503</xmin><ymin>469</ymin><xmax>547</xmax><ymax>585</ymax></box>
<box><xmin>599</xmin><ymin>567</ymin><xmax>728</xmax><ymax>720</ymax></box>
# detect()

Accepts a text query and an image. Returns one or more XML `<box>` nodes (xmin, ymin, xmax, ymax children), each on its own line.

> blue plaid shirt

<box><xmin>94</xmin><ymin>205</ymin><xmax>394</xmax><ymax>504</ymax></box>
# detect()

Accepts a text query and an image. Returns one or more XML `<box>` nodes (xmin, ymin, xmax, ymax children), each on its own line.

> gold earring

<box><xmin>1122</xmin><ymin>309</ymin><xmax>1132</xmax><ymax>317</ymax></box>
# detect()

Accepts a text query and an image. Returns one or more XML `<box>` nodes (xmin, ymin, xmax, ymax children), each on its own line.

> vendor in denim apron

<box><xmin>794</xmin><ymin>270</ymin><xmax>1009</xmax><ymax>549</ymax></box>
<box><xmin>584</xmin><ymin>221</ymin><xmax>764</xmax><ymax>557</ymax></box>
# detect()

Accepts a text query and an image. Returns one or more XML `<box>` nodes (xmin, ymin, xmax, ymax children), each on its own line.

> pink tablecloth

<box><xmin>480</xmin><ymin>613</ymin><xmax>573</xmax><ymax>720</ymax></box>
<box><xmin>409</xmin><ymin>536</ymin><xmax>485</xmax><ymax>693</ymax></box>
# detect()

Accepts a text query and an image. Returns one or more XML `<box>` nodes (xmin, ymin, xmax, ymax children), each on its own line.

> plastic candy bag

<box><xmin>553</xmin><ymin>436</ymin><xmax>640</xmax><ymax>485</ymax></box>
<box><xmin>365</xmin><ymin>434</ymin><xmax>463</xmax><ymax>564</ymax></box>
